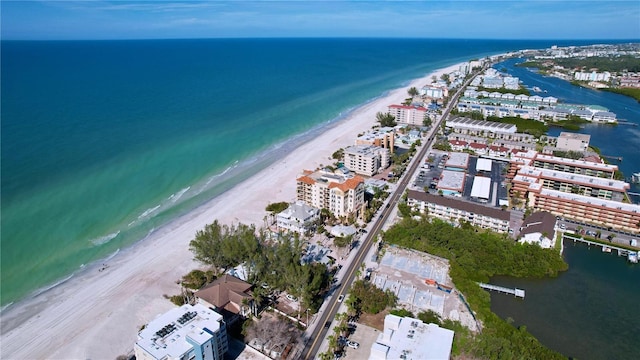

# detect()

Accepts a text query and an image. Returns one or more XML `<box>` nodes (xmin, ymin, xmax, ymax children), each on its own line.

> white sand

<box><xmin>0</xmin><ymin>63</ymin><xmax>463</xmax><ymax>359</ymax></box>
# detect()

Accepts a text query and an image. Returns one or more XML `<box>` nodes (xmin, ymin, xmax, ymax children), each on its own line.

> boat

<box><xmin>631</xmin><ymin>172</ymin><xmax>640</xmax><ymax>184</ymax></box>
<box><xmin>602</xmin><ymin>246</ymin><xmax>612</xmax><ymax>253</ymax></box>
<box><xmin>628</xmin><ymin>252</ymin><xmax>638</xmax><ymax>263</ymax></box>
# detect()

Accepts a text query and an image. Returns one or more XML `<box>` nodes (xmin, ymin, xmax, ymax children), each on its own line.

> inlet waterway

<box><xmin>489</xmin><ymin>59</ymin><xmax>640</xmax><ymax>359</ymax></box>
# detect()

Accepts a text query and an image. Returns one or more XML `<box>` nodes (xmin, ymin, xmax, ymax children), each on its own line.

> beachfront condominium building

<box><xmin>556</xmin><ymin>132</ymin><xmax>591</xmax><ymax>152</ymax></box>
<box><xmin>387</xmin><ymin>104</ymin><xmax>427</xmax><ymax>126</ymax></box>
<box><xmin>296</xmin><ymin>169</ymin><xmax>365</xmax><ymax>218</ymax></box>
<box><xmin>369</xmin><ymin>314</ymin><xmax>454</xmax><ymax>360</ymax></box>
<box><xmin>342</xmin><ymin>144</ymin><xmax>390</xmax><ymax>176</ymax></box>
<box><xmin>135</xmin><ymin>303</ymin><xmax>228</xmax><ymax>360</ymax></box>
<box><xmin>355</xmin><ymin>127</ymin><xmax>395</xmax><ymax>154</ymax></box>
<box><xmin>276</xmin><ymin>200</ymin><xmax>320</xmax><ymax>234</ymax></box>
<box><xmin>407</xmin><ymin>190</ymin><xmax>510</xmax><ymax>233</ymax></box>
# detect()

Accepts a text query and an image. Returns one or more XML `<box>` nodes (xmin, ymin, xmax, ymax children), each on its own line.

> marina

<box><xmin>563</xmin><ymin>233</ymin><xmax>638</xmax><ymax>263</ymax></box>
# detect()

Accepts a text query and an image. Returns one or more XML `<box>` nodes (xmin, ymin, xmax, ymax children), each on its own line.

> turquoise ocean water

<box><xmin>0</xmin><ymin>38</ymin><xmax>615</xmax><ymax>310</ymax></box>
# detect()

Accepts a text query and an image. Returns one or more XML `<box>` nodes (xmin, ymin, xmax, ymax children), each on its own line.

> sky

<box><xmin>2</xmin><ymin>1</ymin><xmax>639</xmax><ymax>40</ymax></box>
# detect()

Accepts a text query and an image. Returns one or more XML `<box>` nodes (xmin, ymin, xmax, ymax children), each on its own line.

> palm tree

<box><xmin>376</xmin><ymin>112</ymin><xmax>396</xmax><ymax>127</ymax></box>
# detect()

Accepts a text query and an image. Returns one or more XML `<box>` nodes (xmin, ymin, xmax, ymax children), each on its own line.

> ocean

<box><xmin>0</xmin><ymin>38</ymin><xmax>630</xmax><ymax>334</ymax></box>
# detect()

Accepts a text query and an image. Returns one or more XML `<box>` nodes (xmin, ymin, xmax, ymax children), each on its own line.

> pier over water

<box><xmin>478</xmin><ymin>282</ymin><xmax>525</xmax><ymax>298</ymax></box>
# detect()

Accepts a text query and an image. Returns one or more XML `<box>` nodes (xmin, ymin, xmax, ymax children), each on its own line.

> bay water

<box><xmin>489</xmin><ymin>58</ymin><xmax>640</xmax><ymax>359</ymax></box>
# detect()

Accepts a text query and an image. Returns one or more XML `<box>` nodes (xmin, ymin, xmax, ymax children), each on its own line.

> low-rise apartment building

<box><xmin>369</xmin><ymin>314</ymin><xmax>454</xmax><ymax>360</ymax></box>
<box><xmin>555</xmin><ymin>132</ymin><xmax>591</xmax><ymax>152</ymax></box>
<box><xmin>296</xmin><ymin>169</ymin><xmax>365</xmax><ymax>218</ymax></box>
<box><xmin>135</xmin><ymin>304</ymin><xmax>228</xmax><ymax>360</ymax></box>
<box><xmin>276</xmin><ymin>201</ymin><xmax>320</xmax><ymax>234</ymax></box>
<box><xmin>527</xmin><ymin>186</ymin><xmax>640</xmax><ymax>233</ymax></box>
<box><xmin>511</xmin><ymin>165</ymin><xmax>629</xmax><ymax>202</ymax></box>
<box><xmin>512</xmin><ymin>150</ymin><xmax>617</xmax><ymax>179</ymax></box>
<box><xmin>407</xmin><ymin>190</ymin><xmax>510</xmax><ymax>233</ymax></box>
<box><xmin>343</xmin><ymin>144</ymin><xmax>390</xmax><ymax>176</ymax></box>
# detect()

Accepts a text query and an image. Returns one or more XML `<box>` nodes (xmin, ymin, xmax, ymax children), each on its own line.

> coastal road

<box><xmin>300</xmin><ymin>67</ymin><xmax>482</xmax><ymax>359</ymax></box>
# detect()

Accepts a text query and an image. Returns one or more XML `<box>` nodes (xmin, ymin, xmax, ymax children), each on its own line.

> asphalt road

<box><xmin>300</xmin><ymin>68</ymin><xmax>480</xmax><ymax>360</ymax></box>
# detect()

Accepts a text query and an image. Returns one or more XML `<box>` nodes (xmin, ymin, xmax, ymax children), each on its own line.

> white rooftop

<box><xmin>476</xmin><ymin>158</ymin><xmax>492</xmax><ymax>172</ymax></box>
<box><xmin>470</xmin><ymin>176</ymin><xmax>492</xmax><ymax>199</ymax></box>
<box><xmin>540</xmin><ymin>188</ymin><xmax>640</xmax><ymax>213</ymax></box>
<box><xmin>445</xmin><ymin>152</ymin><xmax>470</xmax><ymax>169</ymax></box>
<box><xmin>437</xmin><ymin>170</ymin><xmax>466</xmax><ymax>192</ymax></box>
<box><xmin>534</xmin><ymin>153</ymin><xmax>617</xmax><ymax>172</ymax></box>
<box><xmin>369</xmin><ymin>314</ymin><xmax>454</xmax><ymax>360</ymax></box>
<box><xmin>136</xmin><ymin>304</ymin><xmax>223</xmax><ymax>360</ymax></box>
<box><xmin>519</xmin><ymin>165</ymin><xmax>629</xmax><ymax>192</ymax></box>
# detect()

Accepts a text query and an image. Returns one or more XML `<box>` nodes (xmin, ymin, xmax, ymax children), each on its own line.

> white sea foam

<box><xmin>104</xmin><ymin>248</ymin><xmax>120</xmax><ymax>262</ymax></box>
<box><xmin>90</xmin><ymin>231</ymin><xmax>120</xmax><ymax>246</ymax></box>
<box><xmin>138</xmin><ymin>205</ymin><xmax>161</xmax><ymax>219</ymax></box>
<box><xmin>31</xmin><ymin>274</ymin><xmax>74</xmax><ymax>298</ymax></box>
<box><xmin>168</xmin><ymin>186</ymin><xmax>190</xmax><ymax>203</ymax></box>
<box><xmin>0</xmin><ymin>302</ymin><xmax>14</xmax><ymax>314</ymax></box>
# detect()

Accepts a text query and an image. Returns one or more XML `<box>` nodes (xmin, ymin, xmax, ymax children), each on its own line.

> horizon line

<box><xmin>3</xmin><ymin>36</ymin><xmax>640</xmax><ymax>42</ymax></box>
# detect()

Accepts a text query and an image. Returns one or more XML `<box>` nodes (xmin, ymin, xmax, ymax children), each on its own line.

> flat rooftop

<box><xmin>445</xmin><ymin>152</ymin><xmax>470</xmax><ymax>169</ymax></box>
<box><xmin>446</xmin><ymin>117</ymin><xmax>517</xmax><ymax>133</ymax></box>
<box><xmin>370</xmin><ymin>314</ymin><xmax>454</xmax><ymax>360</ymax></box>
<box><xmin>519</xmin><ymin>166</ymin><xmax>629</xmax><ymax>192</ymax></box>
<box><xmin>470</xmin><ymin>176</ymin><xmax>492</xmax><ymax>199</ymax></box>
<box><xmin>476</xmin><ymin>158</ymin><xmax>492</xmax><ymax>172</ymax></box>
<box><xmin>558</xmin><ymin>131</ymin><xmax>591</xmax><ymax>142</ymax></box>
<box><xmin>437</xmin><ymin>170</ymin><xmax>466</xmax><ymax>192</ymax></box>
<box><xmin>136</xmin><ymin>304</ymin><xmax>223</xmax><ymax>359</ymax></box>
<box><xmin>534</xmin><ymin>153</ymin><xmax>617</xmax><ymax>172</ymax></box>
<box><xmin>539</xmin><ymin>188</ymin><xmax>640</xmax><ymax>213</ymax></box>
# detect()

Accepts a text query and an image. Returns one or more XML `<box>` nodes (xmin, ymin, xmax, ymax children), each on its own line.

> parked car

<box><xmin>347</xmin><ymin>341</ymin><xmax>360</xmax><ymax>349</ymax></box>
<box><xmin>285</xmin><ymin>294</ymin><xmax>298</xmax><ymax>302</ymax></box>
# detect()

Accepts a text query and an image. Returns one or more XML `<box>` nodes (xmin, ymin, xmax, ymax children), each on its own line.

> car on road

<box><xmin>337</xmin><ymin>295</ymin><xmax>345</xmax><ymax>302</ymax></box>
<box><xmin>347</xmin><ymin>341</ymin><xmax>360</xmax><ymax>349</ymax></box>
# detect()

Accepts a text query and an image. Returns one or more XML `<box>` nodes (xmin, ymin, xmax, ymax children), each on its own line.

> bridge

<box><xmin>478</xmin><ymin>282</ymin><xmax>525</xmax><ymax>298</ymax></box>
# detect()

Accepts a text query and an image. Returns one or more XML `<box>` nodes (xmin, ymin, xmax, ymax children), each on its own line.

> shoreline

<box><xmin>0</xmin><ymin>61</ymin><xmax>465</xmax><ymax>359</ymax></box>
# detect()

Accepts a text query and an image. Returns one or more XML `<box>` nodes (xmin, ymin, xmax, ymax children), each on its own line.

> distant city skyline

<box><xmin>2</xmin><ymin>1</ymin><xmax>639</xmax><ymax>40</ymax></box>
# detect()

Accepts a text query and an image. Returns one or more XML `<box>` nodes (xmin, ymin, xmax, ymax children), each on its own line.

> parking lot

<box><xmin>340</xmin><ymin>322</ymin><xmax>379</xmax><ymax>359</ymax></box>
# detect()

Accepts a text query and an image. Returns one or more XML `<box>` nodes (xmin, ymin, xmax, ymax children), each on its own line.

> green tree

<box><xmin>390</xmin><ymin>308</ymin><xmax>415</xmax><ymax>318</ymax></box>
<box><xmin>408</xmin><ymin>87</ymin><xmax>419</xmax><ymax>97</ymax></box>
<box><xmin>423</xmin><ymin>117</ymin><xmax>432</xmax><ymax>127</ymax></box>
<box><xmin>332</xmin><ymin>148</ymin><xmax>344</xmax><ymax>161</ymax></box>
<box><xmin>376</xmin><ymin>112</ymin><xmax>397</xmax><ymax>127</ymax></box>
<box><xmin>266</xmin><ymin>201</ymin><xmax>289</xmax><ymax>214</ymax></box>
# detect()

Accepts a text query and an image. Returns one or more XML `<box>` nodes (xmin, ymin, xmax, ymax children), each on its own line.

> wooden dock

<box><xmin>478</xmin><ymin>282</ymin><xmax>525</xmax><ymax>298</ymax></box>
<box><xmin>563</xmin><ymin>234</ymin><xmax>638</xmax><ymax>263</ymax></box>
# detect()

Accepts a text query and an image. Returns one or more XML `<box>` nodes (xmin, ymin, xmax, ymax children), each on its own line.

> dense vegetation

<box><xmin>265</xmin><ymin>201</ymin><xmax>289</xmax><ymax>214</ymax></box>
<box><xmin>189</xmin><ymin>221</ymin><xmax>331</xmax><ymax>312</ymax></box>
<box><xmin>518</xmin><ymin>56</ymin><xmax>640</xmax><ymax>73</ymax></box>
<box><xmin>382</xmin><ymin>217</ymin><xmax>568</xmax><ymax>359</ymax></box>
<box><xmin>376</xmin><ymin>111</ymin><xmax>397</xmax><ymax>127</ymax></box>
<box><xmin>554</xmin><ymin>55</ymin><xmax>640</xmax><ymax>73</ymax></box>
<box><xmin>345</xmin><ymin>279</ymin><xmax>397</xmax><ymax>315</ymax></box>
<box><xmin>602</xmin><ymin>87</ymin><xmax>640</xmax><ymax>102</ymax></box>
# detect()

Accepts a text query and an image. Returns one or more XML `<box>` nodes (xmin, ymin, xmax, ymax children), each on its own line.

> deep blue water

<box><xmin>0</xmin><ymin>38</ymin><xmax>626</xmax><ymax>309</ymax></box>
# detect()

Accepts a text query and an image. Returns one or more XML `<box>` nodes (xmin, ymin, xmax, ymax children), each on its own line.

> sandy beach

<box><xmin>0</xmin><ymin>62</ymin><xmax>463</xmax><ymax>359</ymax></box>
